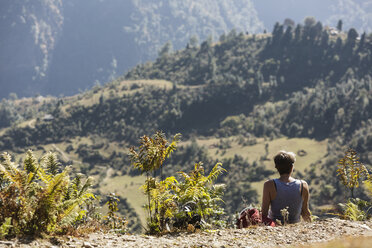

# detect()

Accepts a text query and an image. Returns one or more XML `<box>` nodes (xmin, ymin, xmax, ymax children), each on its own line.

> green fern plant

<box><xmin>335</xmin><ymin>149</ymin><xmax>371</xmax><ymax>221</ymax></box>
<box><xmin>0</xmin><ymin>150</ymin><xmax>95</xmax><ymax>237</ymax></box>
<box><xmin>336</xmin><ymin>148</ymin><xmax>369</xmax><ymax>198</ymax></box>
<box><xmin>129</xmin><ymin>131</ymin><xmax>180</xmax><ymax>233</ymax></box>
<box><xmin>338</xmin><ymin>198</ymin><xmax>370</xmax><ymax>221</ymax></box>
<box><xmin>103</xmin><ymin>193</ymin><xmax>127</xmax><ymax>233</ymax></box>
<box><xmin>174</xmin><ymin>162</ymin><xmax>227</xmax><ymax>230</ymax></box>
<box><xmin>141</xmin><ymin>176</ymin><xmax>178</xmax><ymax>233</ymax></box>
<box><xmin>130</xmin><ymin>132</ymin><xmax>226</xmax><ymax>234</ymax></box>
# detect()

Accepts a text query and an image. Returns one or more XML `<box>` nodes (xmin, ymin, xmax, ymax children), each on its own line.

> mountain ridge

<box><xmin>1</xmin><ymin>0</ymin><xmax>372</xmax><ymax>99</ymax></box>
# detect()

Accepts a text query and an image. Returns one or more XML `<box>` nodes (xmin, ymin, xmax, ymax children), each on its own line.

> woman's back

<box><xmin>269</xmin><ymin>179</ymin><xmax>303</xmax><ymax>223</ymax></box>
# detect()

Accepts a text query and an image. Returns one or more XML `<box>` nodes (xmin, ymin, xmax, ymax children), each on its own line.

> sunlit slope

<box><xmin>191</xmin><ymin>137</ymin><xmax>327</xmax><ymax>171</ymax></box>
<box><xmin>63</xmin><ymin>79</ymin><xmax>174</xmax><ymax>108</ymax></box>
<box><xmin>184</xmin><ymin>136</ymin><xmax>328</xmax><ymax>200</ymax></box>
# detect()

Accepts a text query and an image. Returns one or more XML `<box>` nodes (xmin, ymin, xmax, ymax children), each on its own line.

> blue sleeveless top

<box><xmin>269</xmin><ymin>179</ymin><xmax>303</xmax><ymax>224</ymax></box>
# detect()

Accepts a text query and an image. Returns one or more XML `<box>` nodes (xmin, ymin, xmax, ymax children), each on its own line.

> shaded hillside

<box><xmin>0</xmin><ymin>0</ymin><xmax>263</xmax><ymax>98</ymax></box>
<box><xmin>0</xmin><ymin>0</ymin><xmax>63</xmax><ymax>97</ymax></box>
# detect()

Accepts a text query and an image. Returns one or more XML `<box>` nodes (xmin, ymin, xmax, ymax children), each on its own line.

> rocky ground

<box><xmin>1</xmin><ymin>218</ymin><xmax>372</xmax><ymax>247</ymax></box>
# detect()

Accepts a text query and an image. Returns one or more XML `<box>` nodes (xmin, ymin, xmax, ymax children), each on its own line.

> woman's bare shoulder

<box><xmin>263</xmin><ymin>179</ymin><xmax>275</xmax><ymax>189</ymax></box>
<box><xmin>300</xmin><ymin>179</ymin><xmax>309</xmax><ymax>188</ymax></box>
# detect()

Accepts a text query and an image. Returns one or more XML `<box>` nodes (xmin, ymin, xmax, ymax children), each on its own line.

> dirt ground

<box><xmin>1</xmin><ymin>218</ymin><xmax>372</xmax><ymax>248</ymax></box>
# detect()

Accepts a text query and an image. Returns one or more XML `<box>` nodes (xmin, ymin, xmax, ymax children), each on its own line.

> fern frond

<box><xmin>24</xmin><ymin>150</ymin><xmax>38</xmax><ymax>174</ymax></box>
<box><xmin>164</xmin><ymin>133</ymin><xmax>181</xmax><ymax>159</ymax></box>
<box><xmin>206</xmin><ymin>163</ymin><xmax>226</xmax><ymax>183</ymax></box>
<box><xmin>37</xmin><ymin>166</ymin><xmax>53</xmax><ymax>184</ymax></box>
<box><xmin>0</xmin><ymin>154</ymin><xmax>28</xmax><ymax>193</ymax></box>
<box><xmin>0</xmin><ymin>153</ymin><xmax>18</xmax><ymax>180</ymax></box>
<box><xmin>58</xmin><ymin>201</ymin><xmax>82</xmax><ymax>227</ymax></box>
<box><xmin>161</xmin><ymin>176</ymin><xmax>178</xmax><ymax>186</ymax></box>
<box><xmin>78</xmin><ymin>177</ymin><xmax>94</xmax><ymax>198</ymax></box>
<box><xmin>178</xmin><ymin>171</ymin><xmax>190</xmax><ymax>181</ymax></box>
<box><xmin>42</xmin><ymin>152</ymin><xmax>61</xmax><ymax>176</ymax></box>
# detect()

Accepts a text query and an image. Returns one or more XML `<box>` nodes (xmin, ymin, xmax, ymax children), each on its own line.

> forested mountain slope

<box><xmin>0</xmin><ymin>19</ymin><xmax>371</xmax><ymax>232</ymax></box>
<box><xmin>0</xmin><ymin>0</ymin><xmax>263</xmax><ymax>99</ymax></box>
<box><xmin>1</xmin><ymin>0</ymin><xmax>372</xmax><ymax>99</ymax></box>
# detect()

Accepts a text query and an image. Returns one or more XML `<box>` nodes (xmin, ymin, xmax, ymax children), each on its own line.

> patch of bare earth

<box><xmin>1</xmin><ymin>219</ymin><xmax>372</xmax><ymax>247</ymax></box>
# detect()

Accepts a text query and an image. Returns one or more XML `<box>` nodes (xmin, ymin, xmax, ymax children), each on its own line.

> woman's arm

<box><xmin>301</xmin><ymin>180</ymin><xmax>312</xmax><ymax>222</ymax></box>
<box><xmin>261</xmin><ymin>180</ymin><xmax>274</xmax><ymax>219</ymax></box>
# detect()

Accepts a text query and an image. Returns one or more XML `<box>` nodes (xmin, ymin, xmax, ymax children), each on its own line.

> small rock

<box><xmin>83</xmin><ymin>241</ymin><xmax>93</xmax><ymax>248</ymax></box>
<box><xmin>359</xmin><ymin>224</ymin><xmax>372</xmax><ymax>230</ymax></box>
<box><xmin>0</xmin><ymin>241</ymin><xmax>14</xmax><ymax>246</ymax></box>
<box><xmin>122</xmin><ymin>238</ymin><xmax>136</xmax><ymax>242</ymax></box>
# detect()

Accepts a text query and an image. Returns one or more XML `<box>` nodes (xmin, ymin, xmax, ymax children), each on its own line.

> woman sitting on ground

<box><xmin>261</xmin><ymin>151</ymin><xmax>311</xmax><ymax>224</ymax></box>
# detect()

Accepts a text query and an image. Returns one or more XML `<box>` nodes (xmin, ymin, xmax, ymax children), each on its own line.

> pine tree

<box><xmin>337</xmin><ymin>19</ymin><xmax>343</xmax><ymax>32</ymax></box>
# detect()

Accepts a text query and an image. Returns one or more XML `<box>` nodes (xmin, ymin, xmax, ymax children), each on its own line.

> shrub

<box><xmin>173</xmin><ymin>162</ymin><xmax>226</xmax><ymax>230</ymax></box>
<box><xmin>139</xmin><ymin>162</ymin><xmax>226</xmax><ymax>233</ymax></box>
<box><xmin>129</xmin><ymin>131</ymin><xmax>181</xmax><ymax>234</ymax></box>
<box><xmin>130</xmin><ymin>131</ymin><xmax>226</xmax><ymax>234</ymax></box>
<box><xmin>0</xmin><ymin>150</ymin><xmax>95</xmax><ymax>237</ymax></box>
<box><xmin>103</xmin><ymin>193</ymin><xmax>127</xmax><ymax>233</ymax></box>
<box><xmin>337</xmin><ymin>198</ymin><xmax>371</xmax><ymax>221</ymax></box>
<box><xmin>336</xmin><ymin>148</ymin><xmax>369</xmax><ymax>198</ymax></box>
<box><xmin>335</xmin><ymin>149</ymin><xmax>371</xmax><ymax>220</ymax></box>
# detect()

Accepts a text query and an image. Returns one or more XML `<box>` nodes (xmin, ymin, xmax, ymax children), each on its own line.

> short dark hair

<box><xmin>274</xmin><ymin>151</ymin><xmax>296</xmax><ymax>175</ymax></box>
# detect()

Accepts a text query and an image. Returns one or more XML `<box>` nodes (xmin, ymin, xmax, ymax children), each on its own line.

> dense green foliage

<box><xmin>337</xmin><ymin>198</ymin><xmax>371</xmax><ymax>221</ymax></box>
<box><xmin>103</xmin><ymin>193</ymin><xmax>128</xmax><ymax>232</ymax></box>
<box><xmin>130</xmin><ymin>132</ymin><xmax>226</xmax><ymax>234</ymax></box>
<box><xmin>0</xmin><ymin>151</ymin><xmax>95</xmax><ymax>237</ymax></box>
<box><xmin>335</xmin><ymin>149</ymin><xmax>371</xmax><ymax>221</ymax></box>
<box><xmin>129</xmin><ymin>131</ymin><xmax>181</xmax><ymax>233</ymax></box>
<box><xmin>337</xmin><ymin>149</ymin><xmax>369</xmax><ymax>198</ymax></box>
